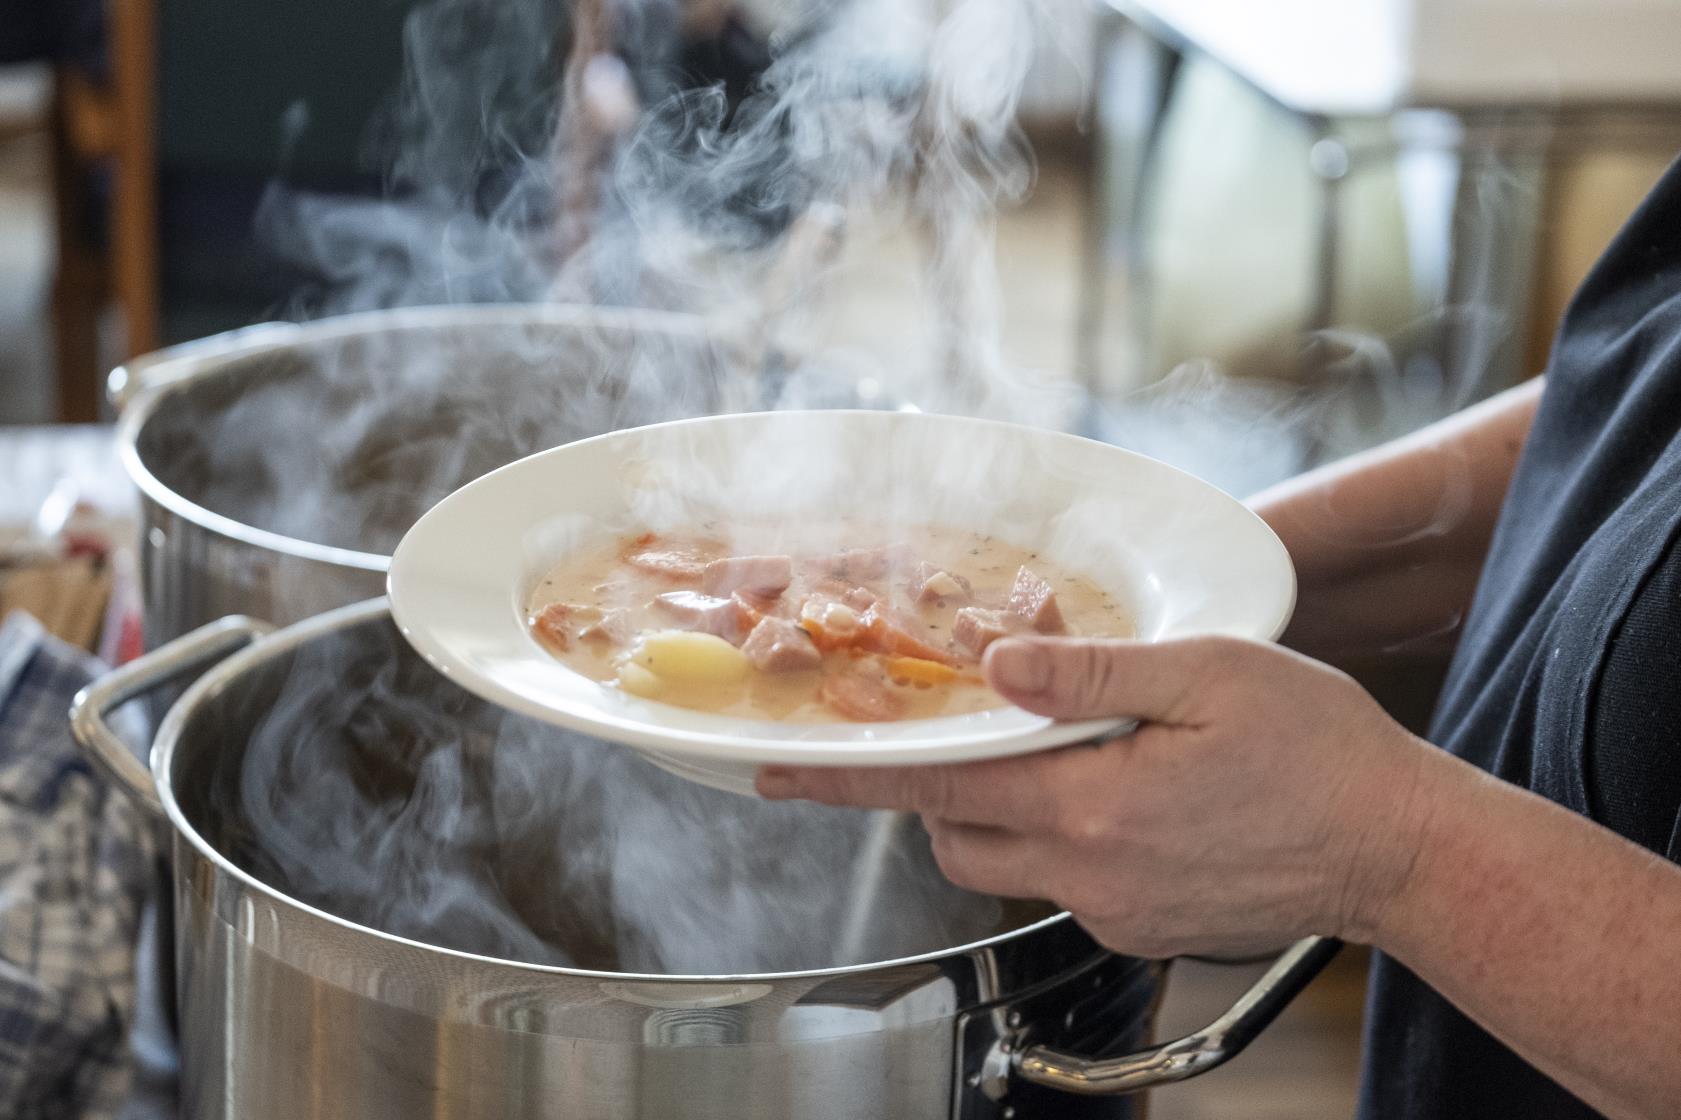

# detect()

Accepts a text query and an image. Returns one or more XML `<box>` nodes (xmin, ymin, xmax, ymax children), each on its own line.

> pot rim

<box><xmin>154</xmin><ymin>596</ymin><xmax>1076</xmax><ymax>985</ymax></box>
<box><xmin>115</xmin><ymin>303</ymin><xmax>720</xmax><ymax>575</ymax></box>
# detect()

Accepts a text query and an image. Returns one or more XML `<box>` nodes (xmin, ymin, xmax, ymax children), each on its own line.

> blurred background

<box><xmin>5</xmin><ymin>1</ymin><xmax>1681</xmax><ymax>1115</ymax></box>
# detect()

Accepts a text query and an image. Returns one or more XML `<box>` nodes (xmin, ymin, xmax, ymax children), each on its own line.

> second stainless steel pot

<box><xmin>114</xmin><ymin>304</ymin><xmax>891</xmax><ymax>645</ymax></box>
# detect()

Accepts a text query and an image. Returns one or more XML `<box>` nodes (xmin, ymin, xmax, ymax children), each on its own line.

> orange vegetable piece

<box><xmin>885</xmin><ymin>656</ymin><xmax>958</xmax><ymax>688</ymax></box>
<box><xmin>860</xmin><ymin>604</ymin><xmax>959</xmax><ymax>666</ymax></box>
<box><xmin>532</xmin><ymin>602</ymin><xmax>593</xmax><ymax>651</ymax></box>
<box><xmin>819</xmin><ymin>661</ymin><xmax>908</xmax><ymax>722</ymax></box>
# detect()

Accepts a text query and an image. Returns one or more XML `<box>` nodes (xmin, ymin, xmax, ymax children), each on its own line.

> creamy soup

<box><xmin>527</xmin><ymin>523</ymin><xmax>1133</xmax><ymax>722</ymax></box>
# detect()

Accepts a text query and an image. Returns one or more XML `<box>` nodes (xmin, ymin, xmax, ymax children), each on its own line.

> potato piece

<box><xmin>616</xmin><ymin>661</ymin><xmax>667</xmax><ymax>699</ymax></box>
<box><xmin>629</xmin><ymin>629</ymin><xmax>751</xmax><ymax>684</ymax></box>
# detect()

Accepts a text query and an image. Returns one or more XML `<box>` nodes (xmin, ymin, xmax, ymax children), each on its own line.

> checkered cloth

<box><xmin>0</xmin><ymin>611</ymin><xmax>155</xmax><ymax>1120</ymax></box>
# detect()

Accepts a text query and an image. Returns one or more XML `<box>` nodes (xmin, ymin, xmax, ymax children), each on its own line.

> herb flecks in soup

<box><xmin>528</xmin><ymin>526</ymin><xmax>1133</xmax><ymax>722</ymax></box>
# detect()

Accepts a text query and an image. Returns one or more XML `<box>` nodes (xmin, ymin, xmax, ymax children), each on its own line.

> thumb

<box><xmin>983</xmin><ymin>635</ymin><xmax>1225</xmax><ymax>724</ymax></box>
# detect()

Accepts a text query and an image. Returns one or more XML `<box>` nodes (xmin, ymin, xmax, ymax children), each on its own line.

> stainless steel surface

<box><xmin>114</xmin><ymin>304</ymin><xmax>885</xmax><ymax>648</ymax></box>
<box><xmin>107</xmin><ymin>321</ymin><xmax>305</xmax><ymax>413</ymax></box>
<box><xmin>69</xmin><ymin>614</ymin><xmax>275</xmax><ymax>817</ymax></box>
<box><xmin>108</xmin><ymin>599</ymin><xmax>1181</xmax><ymax>1119</ymax></box>
<box><xmin>1012</xmin><ymin>936</ymin><xmax>1343</xmax><ymax>1096</ymax></box>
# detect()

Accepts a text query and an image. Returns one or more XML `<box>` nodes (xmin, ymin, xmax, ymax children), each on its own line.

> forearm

<box><xmin>1250</xmin><ymin>378</ymin><xmax>1543</xmax><ymax>663</ymax></box>
<box><xmin>1363</xmin><ymin>747</ymin><xmax>1681</xmax><ymax>1120</ymax></box>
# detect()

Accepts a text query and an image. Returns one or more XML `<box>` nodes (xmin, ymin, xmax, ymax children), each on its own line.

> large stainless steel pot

<box><xmin>72</xmin><ymin>600</ymin><xmax>1337</xmax><ymax>1119</ymax></box>
<box><xmin>113</xmin><ymin>305</ymin><xmax>886</xmax><ymax>646</ymax></box>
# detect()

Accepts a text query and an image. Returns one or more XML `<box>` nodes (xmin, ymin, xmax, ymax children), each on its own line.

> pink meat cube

<box><xmin>1006</xmin><ymin>566</ymin><xmax>1065</xmax><ymax>634</ymax></box>
<box><xmin>909</xmin><ymin>562</ymin><xmax>972</xmax><ymax>605</ymax></box>
<box><xmin>652</xmin><ymin>591</ymin><xmax>757</xmax><ymax>646</ymax></box>
<box><xmin>953</xmin><ymin>607</ymin><xmax>1013</xmax><ymax>656</ymax></box>
<box><xmin>576</xmin><ymin>609</ymin><xmax>630</xmax><ymax>645</ymax></box>
<box><xmin>702</xmin><ymin>554</ymin><xmax>794</xmax><ymax>598</ymax></box>
<box><xmin>843</xmin><ymin>586</ymin><xmax>879</xmax><ymax>611</ymax></box>
<box><xmin>741</xmin><ymin>616</ymin><xmax>823</xmax><ymax>673</ymax></box>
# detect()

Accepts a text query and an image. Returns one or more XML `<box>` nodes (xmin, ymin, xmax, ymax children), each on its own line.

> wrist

<box><xmin>1334</xmin><ymin>732</ymin><xmax>1454</xmax><ymax>947</ymax></box>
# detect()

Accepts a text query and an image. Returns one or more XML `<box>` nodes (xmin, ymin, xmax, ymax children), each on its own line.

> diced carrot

<box><xmin>532</xmin><ymin>602</ymin><xmax>600</xmax><ymax>651</ymax></box>
<box><xmin>885</xmin><ymin>656</ymin><xmax>958</xmax><ymax>687</ymax></box>
<box><xmin>860</xmin><ymin>605</ymin><xmax>959</xmax><ymax>666</ymax></box>
<box><xmin>819</xmin><ymin>662</ymin><xmax>908</xmax><ymax>722</ymax></box>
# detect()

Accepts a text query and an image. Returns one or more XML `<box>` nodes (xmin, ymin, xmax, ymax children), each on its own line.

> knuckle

<box><xmin>1178</xmin><ymin>638</ymin><xmax>1253</xmax><ymax>713</ymax></box>
<box><xmin>1195</xmin><ymin>636</ymin><xmax>1248</xmax><ymax>675</ymax></box>
<box><xmin>1060</xmin><ymin>805</ymin><xmax>1118</xmax><ymax>846</ymax></box>
<box><xmin>1066</xmin><ymin>642</ymin><xmax>1121</xmax><ymax>713</ymax></box>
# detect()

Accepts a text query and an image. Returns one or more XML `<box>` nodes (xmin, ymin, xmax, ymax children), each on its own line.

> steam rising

<box><xmin>255</xmin><ymin>0</ymin><xmax>1064</xmax><ymax>418</ymax></box>
<box><xmin>214</xmin><ymin>618</ymin><xmax>1007</xmax><ymax>974</ymax></box>
<box><xmin>206</xmin><ymin>0</ymin><xmax>1062</xmax><ymax>974</ymax></box>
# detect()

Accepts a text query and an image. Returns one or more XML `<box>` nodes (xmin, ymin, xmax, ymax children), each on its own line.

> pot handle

<box><xmin>70</xmin><ymin>616</ymin><xmax>275</xmax><ymax>818</ymax></box>
<box><xmin>107</xmin><ymin>321</ymin><xmax>303</xmax><ymax>412</ymax></box>
<box><xmin>1011</xmin><ymin>935</ymin><xmax>1342</xmax><ymax>1096</ymax></box>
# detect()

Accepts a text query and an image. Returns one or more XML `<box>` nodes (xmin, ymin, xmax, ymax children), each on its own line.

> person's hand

<box><xmin>756</xmin><ymin>636</ymin><xmax>1442</xmax><ymax>958</ymax></box>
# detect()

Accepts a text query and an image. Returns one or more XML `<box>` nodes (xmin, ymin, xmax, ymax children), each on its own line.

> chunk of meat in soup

<box><xmin>577</xmin><ymin>609</ymin><xmax>630</xmax><ymax>645</ymax></box>
<box><xmin>702</xmin><ymin>555</ymin><xmax>794</xmax><ymax>598</ymax></box>
<box><xmin>1007</xmin><ymin>566</ymin><xmax>1065</xmax><ymax>634</ymax></box>
<box><xmin>953</xmin><ymin>606</ymin><xmax>1015</xmax><ymax>656</ymax></box>
<box><xmin>533</xmin><ymin>602</ymin><xmax>623</xmax><ymax>650</ymax></box>
<box><xmin>842</xmin><ymin>586</ymin><xmax>878</xmax><ymax>611</ymax></box>
<box><xmin>652</xmin><ymin>591</ymin><xmax>759</xmax><ymax>645</ymax></box>
<box><xmin>741</xmin><ymin>616</ymin><xmax>823</xmax><ymax>673</ymax></box>
<box><xmin>910</xmin><ymin>562</ymin><xmax>972</xmax><ymax>605</ymax></box>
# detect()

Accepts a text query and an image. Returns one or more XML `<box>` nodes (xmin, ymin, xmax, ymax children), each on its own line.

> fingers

<box><xmin>924</xmin><ymin>819</ymin><xmax>1051</xmax><ymax>899</ymax></box>
<box><xmin>984</xmin><ymin>635</ymin><xmax>1249</xmax><ymax>723</ymax></box>
<box><xmin>756</xmin><ymin>754</ymin><xmax>1061</xmax><ymax>829</ymax></box>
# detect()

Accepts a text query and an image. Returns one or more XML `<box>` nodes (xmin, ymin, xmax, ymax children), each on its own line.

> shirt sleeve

<box><xmin>1581</xmin><ymin>526</ymin><xmax>1681</xmax><ymax>862</ymax></box>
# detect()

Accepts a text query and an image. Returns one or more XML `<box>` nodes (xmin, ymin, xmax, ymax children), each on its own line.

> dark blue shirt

<box><xmin>1359</xmin><ymin>157</ymin><xmax>1681</xmax><ymax>1118</ymax></box>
